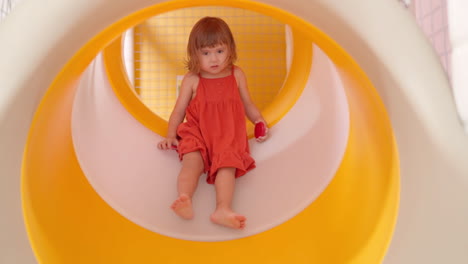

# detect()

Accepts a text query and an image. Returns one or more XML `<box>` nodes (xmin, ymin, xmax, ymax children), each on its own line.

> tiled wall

<box><xmin>409</xmin><ymin>0</ymin><xmax>451</xmax><ymax>79</ymax></box>
<box><xmin>134</xmin><ymin>7</ymin><xmax>287</xmax><ymax>120</ymax></box>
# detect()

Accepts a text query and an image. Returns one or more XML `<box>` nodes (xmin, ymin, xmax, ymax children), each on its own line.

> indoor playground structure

<box><xmin>1</xmin><ymin>0</ymin><xmax>468</xmax><ymax>263</ymax></box>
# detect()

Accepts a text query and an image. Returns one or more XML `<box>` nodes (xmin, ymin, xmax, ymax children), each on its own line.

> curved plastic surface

<box><xmin>1</xmin><ymin>0</ymin><xmax>467</xmax><ymax>264</ymax></box>
<box><xmin>71</xmin><ymin>46</ymin><xmax>349</xmax><ymax>241</ymax></box>
<box><xmin>20</xmin><ymin>1</ymin><xmax>399</xmax><ymax>262</ymax></box>
<box><xmin>23</xmin><ymin>42</ymin><xmax>397</xmax><ymax>264</ymax></box>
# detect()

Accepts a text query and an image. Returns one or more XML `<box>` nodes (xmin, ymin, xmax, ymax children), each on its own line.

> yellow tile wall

<box><xmin>134</xmin><ymin>7</ymin><xmax>287</xmax><ymax>120</ymax></box>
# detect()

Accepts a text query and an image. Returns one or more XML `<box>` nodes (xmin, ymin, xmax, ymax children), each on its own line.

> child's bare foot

<box><xmin>171</xmin><ymin>194</ymin><xmax>193</xmax><ymax>220</ymax></box>
<box><xmin>210</xmin><ymin>208</ymin><xmax>246</xmax><ymax>229</ymax></box>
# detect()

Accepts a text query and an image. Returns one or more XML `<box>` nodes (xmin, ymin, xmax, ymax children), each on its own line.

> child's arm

<box><xmin>234</xmin><ymin>66</ymin><xmax>269</xmax><ymax>142</ymax></box>
<box><xmin>157</xmin><ymin>73</ymin><xmax>197</xmax><ymax>150</ymax></box>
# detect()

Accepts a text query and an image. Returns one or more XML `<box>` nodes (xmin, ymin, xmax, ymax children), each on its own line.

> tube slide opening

<box><xmin>20</xmin><ymin>1</ymin><xmax>399</xmax><ymax>263</ymax></box>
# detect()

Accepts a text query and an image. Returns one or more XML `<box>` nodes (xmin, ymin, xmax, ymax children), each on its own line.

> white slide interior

<box><xmin>71</xmin><ymin>45</ymin><xmax>349</xmax><ymax>241</ymax></box>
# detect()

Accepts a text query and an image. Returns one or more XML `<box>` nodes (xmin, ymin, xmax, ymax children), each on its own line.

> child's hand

<box><xmin>255</xmin><ymin>121</ymin><xmax>269</xmax><ymax>143</ymax></box>
<box><xmin>157</xmin><ymin>137</ymin><xmax>179</xmax><ymax>150</ymax></box>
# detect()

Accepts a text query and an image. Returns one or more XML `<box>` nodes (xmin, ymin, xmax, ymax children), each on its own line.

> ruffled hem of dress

<box><xmin>177</xmin><ymin>137</ymin><xmax>209</xmax><ymax>174</ymax></box>
<box><xmin>207</xmin><ymin>151</ymin><xmax>256</xmax><ymax>184</ymax></box>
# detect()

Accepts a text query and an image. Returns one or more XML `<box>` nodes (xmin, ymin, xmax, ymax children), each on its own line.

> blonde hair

<box><xmin>186</xmin><ymin>17</ymin><xmax>237</xmax><ymax>73</ymax></box>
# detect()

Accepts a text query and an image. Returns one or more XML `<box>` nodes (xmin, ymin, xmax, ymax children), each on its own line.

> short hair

<box><xmin>186</xmin><ymin>17</ymin><xmax>237</xmax><ymax>73</ymax></box>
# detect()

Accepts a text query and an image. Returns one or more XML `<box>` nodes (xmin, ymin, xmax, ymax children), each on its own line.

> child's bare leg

<box><xmin>171</xmin><ymin>151</ymin><xmax>204</xmax><ymax>220</ymax></box>
<box><xmin>210</xmin><ymin>167</ymin><xmax>246</xmax><ymax>229</ymax></box>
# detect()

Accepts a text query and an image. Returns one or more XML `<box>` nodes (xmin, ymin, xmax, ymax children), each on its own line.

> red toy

<box><xmin>254</xmin><ymin>122</ymin><xmax>267</xmax><ymax>138</ymax></box>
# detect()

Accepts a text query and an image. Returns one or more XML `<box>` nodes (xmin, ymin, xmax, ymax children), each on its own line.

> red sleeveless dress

<box><xmin>176</xmin><ymin>67</ymin><xmax>255</xmax><ymax>184</ymax></box>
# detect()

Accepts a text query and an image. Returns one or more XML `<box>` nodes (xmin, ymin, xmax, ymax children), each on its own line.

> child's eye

<box><xmin>217</xmin><ymin>50</ymin><xmax>224</xmax><ymax>53</ymax></box>
<box><xmin>202</xmin><ymin>52</ymin><xmax>208</xmax><ymax>55</ymax></box>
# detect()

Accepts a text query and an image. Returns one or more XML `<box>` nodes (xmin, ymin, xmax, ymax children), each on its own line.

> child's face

<box><xmin>197</xmin><ymin>44</ymin><xmax>229</xmax><ymax>76</ymax></box>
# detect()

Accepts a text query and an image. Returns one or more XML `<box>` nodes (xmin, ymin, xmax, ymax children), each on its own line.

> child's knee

<box><xmin>183</xmin><ymin>151</ymin><xmax>205</xmax><ymax>172</ymax></box>
<box><xmin>217</xmin><ymin>167</ymin><xmax>236</xmax><ymax>175</ymax></box>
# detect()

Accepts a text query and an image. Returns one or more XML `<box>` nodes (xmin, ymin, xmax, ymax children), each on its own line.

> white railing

<box><xmin>0</xmin><ymin>0</ymin><xmax>22</xmax><ymax>21</ymax></box>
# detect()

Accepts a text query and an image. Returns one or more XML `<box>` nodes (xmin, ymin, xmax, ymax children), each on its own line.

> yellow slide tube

<box><xmin>22</xmin><ymin>1</ymin><xmax>399</xmax><ymax>263</ymax></box>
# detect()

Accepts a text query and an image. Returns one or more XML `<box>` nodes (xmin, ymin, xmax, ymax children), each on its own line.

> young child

<box><xmin>157</xmin><ymin>16</ymin><xmax>269</xmax><ymax>230</ymax></box>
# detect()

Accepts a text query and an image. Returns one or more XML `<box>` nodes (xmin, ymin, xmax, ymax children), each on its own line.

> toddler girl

<box><xmin>158</xmin><ymin>16</ymin><xmax>269</xmax><ymax>230</ymax></box>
